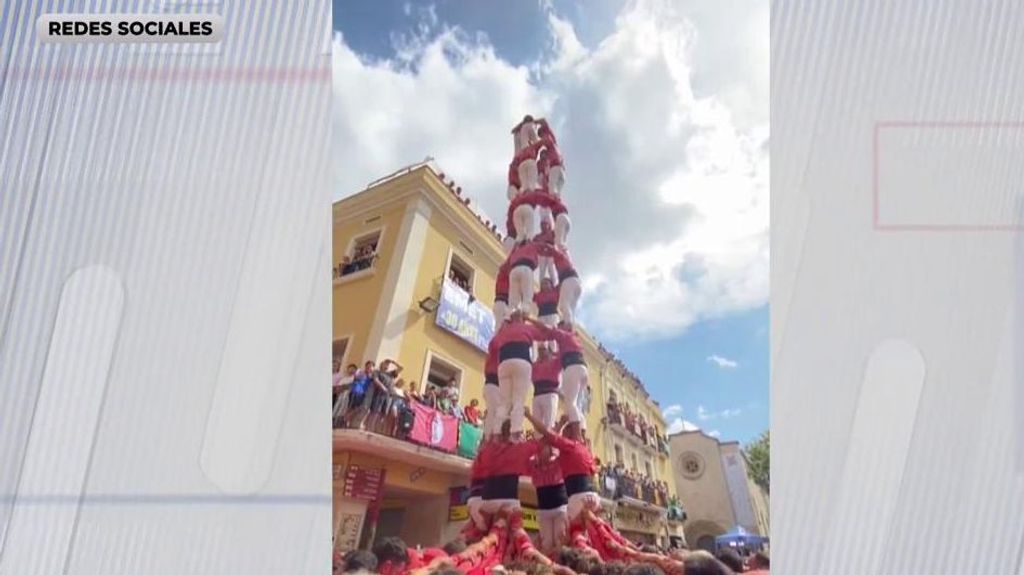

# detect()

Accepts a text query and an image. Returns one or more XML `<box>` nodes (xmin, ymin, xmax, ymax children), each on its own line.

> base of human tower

<box><xmin>404</xmin><ymin>508</ymin><xmax>684</xmax><ymax>575</ymax></box>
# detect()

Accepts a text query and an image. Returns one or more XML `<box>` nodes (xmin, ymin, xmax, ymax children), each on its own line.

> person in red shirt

<box><xmin>483</xmin><ymin>336</ymin><xmax>502</xmax><ymax>438</ymax></box>
<box><xmin>468</xmin><ymin>441</ymin><xmax>493</xmax><ymax>530</ymax></box>
<box><xmin>493</xmin><ymin>311</ymin><xmax>549</xmax><ymax>436</ymax></box>
<box><xmin>493</xmin><ymin>260</ymin><xmax>511</xmax><ymax>326</ymax></box>
<box><xmin>528</xmin><ymin>442</ymin><xmax>569</xmax><ymax>553</ymax></box>
<box><xmin>546</xmin><ymin>245</ymin><xmax>581</xmax><ymax>326</ymax></box>
<box><xmin>524</xmin><ymin>410</ymin><xmax>599</xmax><ymax>524</ymax></box>
<box><xmin>537</xmin><ymin>122</ymin><xmax>565</xmax><ymax>196</ymax></box>
<box><xmin>480</xmin><ymin>423</ymin><xmax>540</xmax><ymax>519</ymax></box>
<box><xmin>507</xmin><ymin>186</ymin><xmax>538</xmax><ymax>243</ymax></box>
<box><xmin>507</xmin><ymin>241</ymin><xmax>544</xmax><ymax>315</ymax></box>
<box><xmin>534</xmin><ymin>278</ymin><xmax>561</xmax><ymax>330</ymax></box>
<box><xmin>531</xmin><ymin>346</ymin><xmax>563</xmax><ymax>429</ymax></box>
<box><xmin>547</xmin><ymin>193</ymin><xmax>571</xmax><ymax>249</ymax></box>
<box><xmin>512</xmin><ymin>115</ymin><xmax>540</xmax><ymax>153</ymax></box>
<box><xmin>529</xmin><ymin>319</ymin><xmax>589</xmax><ymax>431</ymax></box>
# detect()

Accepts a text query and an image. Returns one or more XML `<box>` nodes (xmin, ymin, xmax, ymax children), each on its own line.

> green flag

<box><xmin>458</xmin><ymin>421</ymin><xmax>482</xmax><ymax>458</ymax></box>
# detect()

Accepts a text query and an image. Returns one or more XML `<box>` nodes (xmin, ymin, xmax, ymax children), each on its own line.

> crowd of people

<box><xmin>336</xmin><ymin>242</ymin><xmax>380</xmax><ymax>279</ymax></box>
<box><xmin>595</xmin><ymin>464</ymin><xmax>671</xmax><ymax>508</ymax></box>
<box><xmin>333</xmin><ymin>358</ymin><xmax>484</xmax><ymax>442</ymax></box>
<box><xmin>333</xmin><ymin>535</ymin><xmax>770</xmax><ymax>575</ymax></box>
<box><xmin>605</xmin><ymin>402</ymin><xmax>670</xmax><ymax>455</ymax></box>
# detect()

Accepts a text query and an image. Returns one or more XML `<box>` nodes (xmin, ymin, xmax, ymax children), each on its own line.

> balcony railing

<box><xmin>605</xmin><ymin>407</ymin><xmax>671</xmax><ymax>457</ymax></box>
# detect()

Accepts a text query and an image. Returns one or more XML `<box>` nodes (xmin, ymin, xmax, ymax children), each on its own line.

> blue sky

<box><xmin>333</xmin><ymin>0</ymin><xmax>769</xmax><ymax>444</ymax></box>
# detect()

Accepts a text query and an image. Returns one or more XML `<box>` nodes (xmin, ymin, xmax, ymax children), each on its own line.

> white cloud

<box><xmin>697</xmin><ymin>404</ymin><xmax>741</xmax><ymax>421</ymax></box>
<box><xmin>332</xmin><ymin>0</ymin><xmax>769</xmax><ymax>342</ymax></box>
<box><xmin>708</xmin><ymin>430</ymin><xmax>722</xmax><ymax>438</ymax></box>
<box><xmin>667</xmin><ymin>417</ymin><xmax>700</xmax><ymax>434</ymax></box>
<box><xmin>662</xmin><ymin>404</ymin><xmax>683</xmax><ymax>418</ymax></box>
<box><xmin>706</xmin><ymin>354</ymin><xmax>738</xmax><ymax>369</ymax></box>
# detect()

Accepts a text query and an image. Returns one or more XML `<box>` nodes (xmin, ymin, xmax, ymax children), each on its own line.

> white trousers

<box><xmin>483</xmin><ymin>384</ymin><xmax>502</xmax><ymax>436</ymax></box>
<box><xmin>567</xmin><ymin>492</ymin><xmax>601</xmax><ymax>523</ymax></box>
<box><xmin>561</xmin><ymin>364</ymin><xmax>588</xmax><ymax>426</ymax></box>
<box><xmin>518</xmin><ymin>158</ymin><xmax>540</xmax><ymax>192</ymax></box>
<box><xmin>498</xmin><ymin>358</ymin><xmax>532</xmax><ymax>434</ymax></box>
<box><xmin>538</xmin><ymin>506</ymin><xmax>569</xmax><ymax>551</ymax></box>
<box><xmin>532</xmin><ymin>392</ymin><xmax>560</xmax><ymax>430</ymax></box>
<box><xmin>538</xmin><ymin>206</ymin><xmax>554</xmax><ymax>230</ymax></box>
<box><xmin>481</xmin><ymin>498</ymin><xmax>521</xmax><ymax>516</ymax></box>
<box><xmin>555</xmin><ymin>213</ymin><xmax>571</xmax><ymax>248</ymax></box>
<box><xmin>558</xmin><ymin>276</ymin><xmax>582</xmax><ymax>325</ymax></box>
<box><xmin>493</xmin><ymin>300</ymin><xmax>510</xmax><ymax>326</ymax></box>
<box><xmin>502</xmin><ymin>236</ymin><xmax>516</xmax><ymax>255</ymax></box>
<box><xmin>513</xmin><ymin>203</ymin><xmax>536</xmax><ymax>242</ymax></box>
<box><xmin>509</xmin><ymin>266</ymin><xmax>536</xmax><ymax>313</ymax></box>
<box><xmin>538</xmin><ymin>257</ymin><xmax>558</xmax><ymax>285</ymax></box>
<box><xmin>548</xmin><ymin>165</ymin><xmax>565</xmax><ymax>195</ymax></box>
<box><xmin>468</xmin><ymin>496</ymin><xmax>486</xmax><ymax>530</ymax></box>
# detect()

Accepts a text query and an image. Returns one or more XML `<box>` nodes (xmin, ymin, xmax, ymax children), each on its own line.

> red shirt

<box><xmin>464</xmin><ymin>405</ymin><xmax>481</xmax><ymax>425</ymax></box>
<box><xmin>493</xmin><ymin>321</ymin><xmax>548</xmax><ymax>349</ymax></box>
<box><xmin>532</xmin><ymin>357</ymin><xmax>562</xmax><ymax>384</ymax></box>
<box><xmin>488</xmin><ymin>440</ymin><xmax>540</xmax><ymax>477</ymax></box>
<box><xmin>471</xmin><ymin>449</ymin><xmax>487</xmax><ymax>481</ymax></box>
<box><xmin>508</xmin><ymin>242</ymin><xmax>543</xmax><ymax>268</ymax></box>
<box><xmin>495</xmin><ymin>261</ymin><xmax>510</xmax><ymax>295</ymax></box>
<box><xmin>529</xmin><ymin>453</ymin><xmax>565</xmax><ymax>488</ymax></box>
<box><xmin>485</xmin><ymin>337</ymin><xmax>500</xmax><ymax>374</ymax></box>
<box><xmin>512</xmin><ymin>140</ymin><xmax>545</xmax><ymax>165</ymax></box>
<box><xmin>508</xmin><ymin>161</ymin><xmax>520</xmax><ymax>188</ymax></box>
<box><xmin>550</xmin><ymin>248</ymin><xmax>575</xmax><ymax>275</ymax></box>
<box><xmin>548</xmin><ymin>434</ymin><xmax>596</xmax><ymax>478</ymax></box>
<box><xmin>549</xmin><ymin>328</ymin><xmax>583</xmax><ymax>355</ymax></box>
<box><xmin>539</xmin><ymin>142</ymin><xmax>564</xmax><ymax>170</ymax></box>
<box><xmin>534</xmin><ymin>287</ymin><xmax>559</xmax><ymax>314</ymax></box>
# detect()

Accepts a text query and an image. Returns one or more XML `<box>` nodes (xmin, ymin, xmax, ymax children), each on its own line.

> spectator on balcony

<box><xmin>421</xmin><ymin>386</ymin><xmax>438</xmax><ymax>409</ymax></box>
<box><xmin>368</xmin><ymin>359</ymin><xmax>403</xmax><ymax>434</ymax></box>
<box><xmin>407</xmin><ymin>380</ymin><xmax>423</xmax><ymax>405</ymax></box>
<box><xmin>348</xmin><ymin>361</ymin><xmax>376</xmax><ymax>430</ymax></box>
<box><xmin>387</xmin><ymin>379</ymin><xmax>410</xmax><ymax>437</ymax></box>
<box><xmin>334</xmin><ymin>362</ymin><xmax>357</xmax><ymax>427</ymax></box>
<box><xmin>464</xmin><ymin>398</ymin><xmax>482</xmax><ymax>426</ymax></box>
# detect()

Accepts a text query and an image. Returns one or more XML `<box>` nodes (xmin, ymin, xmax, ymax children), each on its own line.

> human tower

<box><xmin>405</xmin><ymin>118</ymin><xmax>684</xmax><ymax>575</ymax></box>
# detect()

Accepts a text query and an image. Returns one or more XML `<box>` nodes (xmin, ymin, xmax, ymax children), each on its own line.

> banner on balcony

<box><xmin>409</xmin><ymin>402</ymin><xmax>458</xmax><ymax>452</ymax></box>
<box><xmin>458</xmin><ymin>421</ymin><xmax>483</xmax><ymax>458</ymax></box>
<box><xmin>435</xmin><ymin>278</ymin><xmax>495</xmax><ymax>353</ymax></box>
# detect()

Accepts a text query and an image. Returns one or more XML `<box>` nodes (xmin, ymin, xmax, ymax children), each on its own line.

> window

<box><xmin>645</xmin><ymin>461</ymin><xmax>653</xmax><ymax>479</ymax></box>
<box><xmin>631</xmin><ymin>453</ymin><xmax>639</xmax><ymax>472</ymax></box>
<box><xmin>336</xmin><ymin>231</ymin><xmax>381</xmax><ymax>278</ymax></box>
<box><xmin>425</xmin><ymin>354</ymin><xmax>463</xmax><ymax>394</ymax></box>
<box><xmin>614</xmin><ymin>444</ymin><xmax>624</xmax><ymax>465</ymax></box>
<box><xmin>332</xmin><ymin>338</ymin><xmax>350</xmax><ymax>370</ymax></box>
<box><xmin>447</xmin><ymin>252</ymin><xmax>475</xmax><ymax>295</ymax></box>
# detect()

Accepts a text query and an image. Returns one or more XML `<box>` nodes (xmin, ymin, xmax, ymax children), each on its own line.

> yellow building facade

<box><xmin>333</xmin><ymin>164</ymin><xmax>682</xmax><ymax>552</ymax></box>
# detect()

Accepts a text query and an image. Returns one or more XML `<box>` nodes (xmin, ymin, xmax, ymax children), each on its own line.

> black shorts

<box><xmin>499</xmin><ymin>342</ymin><xmax>532</xmax><ymax>362</ymax></box>
<box><xmin>559</xmin><ymin>269</ymin><xmax>579</xmax><ymax>282</ymax></box>
<box><xmin>483</xmin><ymin>475</ymin><xmax>520</xmax><ymax>500</ymax></box>
<box><xmin>565</xmin><ymin>474</ymin><xmax>596</xmax><ymax>498</ymax></box>
<box><xmin>561</xmin><ymin>352</ymin><xmax>586</xmax><ymax>369</ymax></box>
<box><xmin>495</xmin><ymin>294</ymin><xmax>509</xmax><ymax>304</ymax></box>
<box><xmin>537</xmin><ymin>484</ymin><xmax>569</xmax><ymax>510</ymax></box>
<box><xmin>538</xmin><ymin>302</ymin><xmax>558</xmax><ymax>316</ymax></box>
<box><xmin>470</xmin><ymin>480</ymin><xmax>485</xmax><ymax>499</ymax></box>
<box><xmin>533</xmin><ymin>380</ymin><xmax>559</xmax><ymax>396</ymax></box>
<box><xmin>485</xmin><ymin>372</ymin><xmax>499</xmax><ymax>385</ymax></box>
<box><xmin>512</xmin><ymin>258</ymin><xmax>537</xmax><ymax>270</ymax></box>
